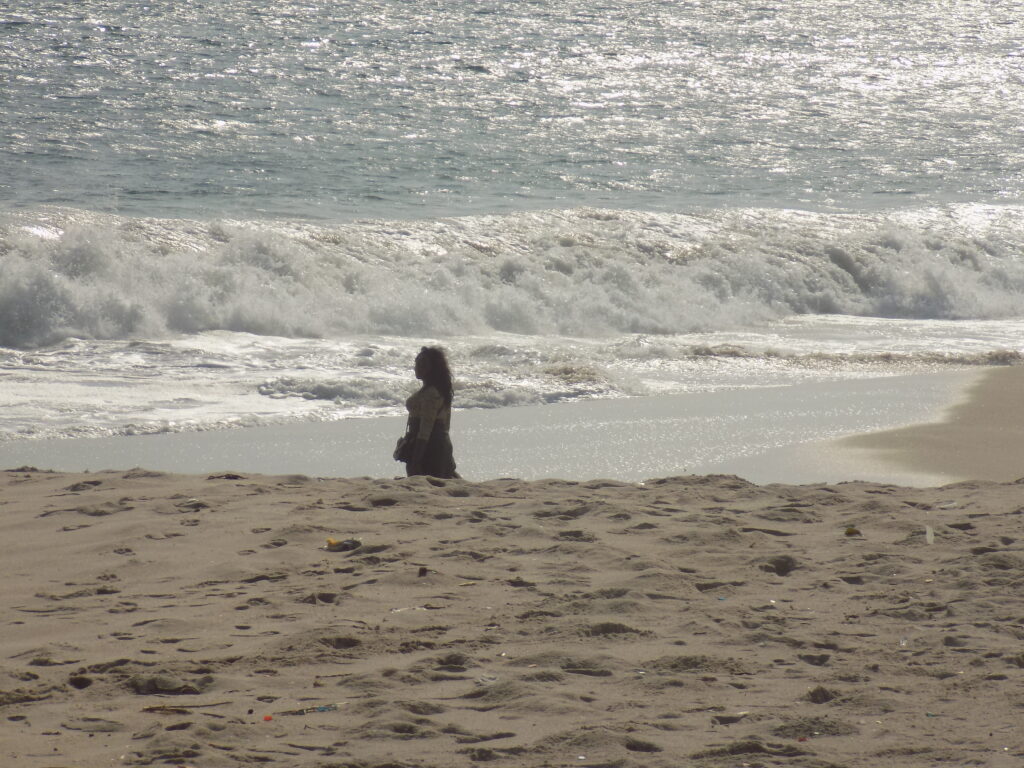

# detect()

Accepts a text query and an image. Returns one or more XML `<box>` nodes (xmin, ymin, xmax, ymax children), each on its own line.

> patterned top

<box><xmin>406</xmin><ymin>385</ymin><xmax>451</xmax><ymax>441</ymax></box>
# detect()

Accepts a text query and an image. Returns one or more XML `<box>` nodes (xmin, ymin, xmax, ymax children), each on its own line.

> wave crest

<box><xmin>2</xmin><ymin>205</ymin><xmax>1022</xmax><ymax>349</ymax></box>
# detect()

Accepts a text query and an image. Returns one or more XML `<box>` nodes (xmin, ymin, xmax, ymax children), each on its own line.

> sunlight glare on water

<box><xmin>1</xmin><ymin>1</ymin><xmax>1022</xmax><ymax>444</ymax></box>
<box><xmin>1</xmin><ymin>0</ymin><xmax>1021</xmax><ymax>220</ymax></box>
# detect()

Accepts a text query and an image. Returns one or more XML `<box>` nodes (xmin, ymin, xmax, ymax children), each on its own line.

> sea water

<box><xmin>2</xmin><ymin>0</ymin><xmax>1023</xmax><ymax>445</ymax></box>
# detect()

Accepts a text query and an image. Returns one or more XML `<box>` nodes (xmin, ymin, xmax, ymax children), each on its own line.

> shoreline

<box><xmin>0</xmin><ymin>369</ymin><xmax>990</xmax><ymax>486</ymax></box>
<box><xmin>835</xmin><ymin>365</ymin><xmax>1024</xmax><ymax>484</ymax></box>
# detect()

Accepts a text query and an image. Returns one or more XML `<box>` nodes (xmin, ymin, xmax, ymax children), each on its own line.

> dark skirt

<box><xmin>405</xmin><ymin>419</ymin><xmax>458</xmax><ymax>479</ymax></box>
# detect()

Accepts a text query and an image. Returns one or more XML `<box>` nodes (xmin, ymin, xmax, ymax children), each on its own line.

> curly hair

<box><xmin>418</xmin><ymin>346</ymin><xmax>454</xmax><ymax>406</ymax></box>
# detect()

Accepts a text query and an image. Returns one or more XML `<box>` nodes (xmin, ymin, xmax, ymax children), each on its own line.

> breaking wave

<box><xmin>2</xmin><ymin>204</ymin><xmax>1023</xmax><ymax>350</ymax></box>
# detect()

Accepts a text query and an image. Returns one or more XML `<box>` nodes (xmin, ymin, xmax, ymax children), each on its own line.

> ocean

<box><xmin>2</xmin><ymin>0</ymin><xmax>1023</xmax><ymax>446</ymax></box>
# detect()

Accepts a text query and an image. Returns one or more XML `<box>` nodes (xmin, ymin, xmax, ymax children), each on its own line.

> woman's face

<box><xmin>414</xmin><ymin>353</ymin><xmax>428</xmax><ymax>380</ymax></box>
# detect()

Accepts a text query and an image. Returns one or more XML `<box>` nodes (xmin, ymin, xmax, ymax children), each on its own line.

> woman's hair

<box><xmin>418</xmin><ymin>346</ymin><xmax>454</xmax><ymax>405</ymax></box>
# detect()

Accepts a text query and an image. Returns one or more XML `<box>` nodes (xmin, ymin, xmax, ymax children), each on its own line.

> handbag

<box><xmin>395</xmin><ymin>416</ymin><xmax>420</xmax><ymax>463</ymax></box>
<box><xmin>393</xmin><ymin>436</ymin><xmax>412</xmax><ymax>462</ymax></box>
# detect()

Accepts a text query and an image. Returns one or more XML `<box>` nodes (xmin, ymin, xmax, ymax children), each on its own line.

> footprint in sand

<box><xmin>61</xmin><ymin>716</ymin><xmax>124</xmax><ymax>732</ymax></box>
<box><xmin>624</xmin><ymin>736</ymin><xmax>663</xmax><ymax>753</ymax></box>
<box><xmin>580</xmin><ymin>622</ymin><xmax>645</xmax><ymax>639</ymax></box>
<box><xmin>557</xmin><ymin>529</ymin><xmax>596</xmax><ymax>542</ymax></box>
<box><xmin>760</xmin><ymin>555</ymin><xmax>799</xmax><ymax>576</ymax></box>
<box><xmin>805</xmin><ymin>685</ymin><xmax>839</xmax><ymax>703</ymax></box>
<box><xmin>77</xmin><ymin>503</ymin><xmax>123</xmax><ymax>517</ymax></box>
<box><xmin>319</xmin><ymin>636</ymin><xmax>361</xmax><ymax>650</ymax></box>
<box><xmin>772</xmin><ymin>715</ymin><xmax>859</xmax><ymax>738</ymax></box>
<box><xmin>65</xmin><ymin>480</ymin><xmax>102</xmax><ymax>492</ymax></box>
<box><xmin>127</xmin><ymin>673</ymin><xmax>213</xmax><ymax>695</ymax></box>
<box><xmin>68</xmin><ymin>675</ymin><xmax>93</xmax><ymax>689</ymax></box>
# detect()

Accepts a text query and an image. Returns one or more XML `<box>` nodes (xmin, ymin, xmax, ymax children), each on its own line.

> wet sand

<box><xmin>0</xmin><ymin>369</ymin><xmax>982</xmax><ymax>485</ymax></box>
<box><xmin>840</xmin><ymin>365</ymin><xmax>1024</xmax><ymax>483</ymax></box>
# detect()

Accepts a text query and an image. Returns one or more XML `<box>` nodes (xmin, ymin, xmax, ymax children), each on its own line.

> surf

<box><xmin>2</xmin><ymin>204</ymin><xmax>1023</xmax><ymax>350</ymax></box>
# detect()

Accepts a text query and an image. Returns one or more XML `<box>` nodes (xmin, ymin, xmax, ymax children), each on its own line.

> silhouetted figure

<box><xmin>397</xmin><ymin>346</ymin><xmax>458</xmax><ymax>478</ymax></box>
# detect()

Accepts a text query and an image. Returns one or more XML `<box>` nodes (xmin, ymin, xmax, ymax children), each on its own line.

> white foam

<box><xmin>2</xmin><ymin>204</ymin><xmax>1023</xmax><ymax>349</ymax></box>
<box><xmin>2</xmin><ymin>205</ymin><xmax>1022</xmax><ymax>441</ymax></box>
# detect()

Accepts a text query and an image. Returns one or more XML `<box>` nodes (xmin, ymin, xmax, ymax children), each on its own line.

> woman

<box><xmin>399</xmin><ymin>346</ymin><xmax>458</xmax><ymax>478</ymax></box>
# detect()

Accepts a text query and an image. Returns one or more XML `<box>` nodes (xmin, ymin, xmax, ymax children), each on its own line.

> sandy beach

<box><xmin>3</xmin><ymin>467</ymin><xmax>1023</xmax><ymax>768</ymax></box>
<box><xmin>3</xmin><ymin>366</ymin><xmax>1024</xmax><ymax>767</ymax></box>
<box><xmin>7</xmin><ymin>0</ymin><xmax>1024</xmax><ymax>764</ymax></box>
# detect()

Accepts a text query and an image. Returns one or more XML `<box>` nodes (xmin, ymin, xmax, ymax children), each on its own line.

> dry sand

<box><xmin>3</xmin><ymin>467</ymin><xmax>1023</xmax><ymax>767</ymax></box>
